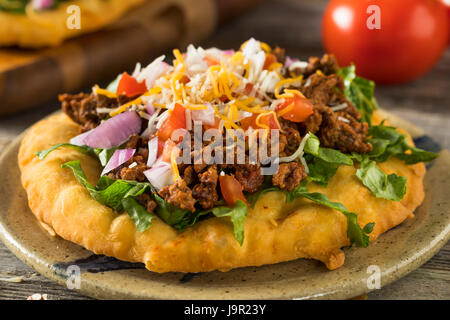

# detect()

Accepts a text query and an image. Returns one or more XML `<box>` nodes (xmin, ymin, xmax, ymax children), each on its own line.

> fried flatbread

<box><xmin>18</xmin><ymin>112</ymin><xmax>425</xmax><ymax>272</ymax></box>
<box><xmin>0</xmin><ymin>0</ymin><xmax>144</xmax><ymax>47</ymax></box>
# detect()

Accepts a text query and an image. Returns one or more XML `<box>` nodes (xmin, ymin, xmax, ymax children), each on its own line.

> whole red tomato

<box><xmin>441</xmin><ymin>0</ymin><xmax>450</xmax><ymax>41</ymax></box>
<box><xmin>322</xmin><ymin>0</ymin><xmax>449</xmax><ymax>84</ymax></box>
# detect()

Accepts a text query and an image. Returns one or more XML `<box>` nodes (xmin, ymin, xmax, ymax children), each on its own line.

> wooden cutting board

<box><xmin>0</xmin><ymin>0</ymin><xmax>262</xmax><ymax>116</ymax></box>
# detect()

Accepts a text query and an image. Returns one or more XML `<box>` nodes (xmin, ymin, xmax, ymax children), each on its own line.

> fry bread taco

<box><xmin>18</xmin><ymin>39</ymin><xmax>437</xmax><ymax>272</ymax></box>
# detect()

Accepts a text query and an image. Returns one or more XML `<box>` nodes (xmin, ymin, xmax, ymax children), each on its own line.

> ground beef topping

<box><xmin>60</xmin><ymin>93</ymin><xmax>138</xmax><ymax>132</ymax></box>
<box><xmin>272</xmin><ymin>162</ymin><xmax>307</xmax><ymax>192</ymax></box>
<box><xmin>59</xmin><ymin>93</ymin><xmax>109</xmax><ymax>132</ymax></box>
<box><xmin>235</xmin><ymin>162</ymin><xmax>264</xmax><ymax>193</ymax></box>
<box><xmin>192</xmin><ymin>165</ymin><xmax>219</xmax><ymax>209</ymax></box>
<box><xmin>158</xmin><ymin>179</ymin><xmax>196</xmax><ymax>212</ymax></box>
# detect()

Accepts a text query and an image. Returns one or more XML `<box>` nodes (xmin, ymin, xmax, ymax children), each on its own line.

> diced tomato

<box><xmin>180</xmin><ymin>75</ymin><xmax>190</xmax><ymax>85</ymax></box>
<box><xmin>263</xmin><ymin>53</ymin><xmax>277</xmax><ymax>70</ymax></box>
<box><xmin>275</xmin><ymin>94</ymin><xmax>314</xmax><ymax>123</ymax></box>
<box><xmin>243</xmin><ymin>83</ymin><xmax>254</xmax><ymax>96</ymax></box>
<box><xmin>157</xmin><ymin>139</ymin><xmax>165</xmax><ymax>157</ymax></box>
<box><xmin>204</xmin><ymin>56</ymin><xmax>220</xmax><ymax>66</ymax></box>
<box><xmin>116</xmin><ymin>72</ymin><xmax>147</xmax><ymax>97</ymax></box>
<box><xmin>219</xmin><ymin>174</ymin><xmax>249</xmax><ymax>207</ymax></box>
<box><xmin>157</xmin><ymin>103</ymin><xmax>187</xmax><ymax>141</ymax></box>
<box><xmin>240</xmin><ymin>114</ymin><xmax>258</xmax><ymax>131</ymax></box>
<box><xmin>243</xmin><ymin>83</ymin><xmax>263</xmax><ymax>99</ymax></box>
<box><xmin>161</xmin><ymin>140</ymin><xmax>180</xmax><ymax>163</ymax></box>
<box><xmin>240</xmin><ymin>113</ymin><xmax>280</xmax><ymax>131</ymax></box>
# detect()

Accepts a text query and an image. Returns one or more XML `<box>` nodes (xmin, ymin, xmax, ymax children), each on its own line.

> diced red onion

<box><xmin>145</xmin><ymin>102</ymin><xmax>155</xmax><ymax>115</ymax></box>
<box><xmin>191</xmin><ymin>103</ymin><xmax>215</xmax><ymax>126</ymax></box>
<box><xmin>144</xmin><ymin>163</ymin><xmax>174</xmax><ymax>190</ymax></box>
<box><xmin>285</xmin><ymin>56</ymin><xmax>299</xmax><ymax>69</ymax></box>
<box><xmin>222</xmin><ymin>50</ymin><xmax>235</xmax><ymax>55</ymax></box>
<box><xmin>147</xmin><ymin>137</ymin><xmax>158</xmax><ymax>167</ymax></box>
<box><xmin>71</xmin><ymin>111</ymin><xmax>141</xmax><ymax>149</ymax></box>
<box><xmin>32</xmin><ymin>0</ymin><xmax>53</xmax><ymax>10</ymax></box>
<box><xmin>101</xmin><ymin>149</ymin><xmax>135</xmax><ymax>176</ymax></box>
<box><xmin>70</xmin><ymin>128</ymin><xmax>93</xmax><ymax>146</ymax></box>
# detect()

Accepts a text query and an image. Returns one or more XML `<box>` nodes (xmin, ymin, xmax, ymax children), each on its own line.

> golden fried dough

<box><xmin>0</xmin><ymin>0</ymin><xmax>144</xmax><ymax>47</ymax></box>
<box><xmin>18</xmin><ymin>113</ymin><xmax>425</xmax><ymax>272</ymax></box>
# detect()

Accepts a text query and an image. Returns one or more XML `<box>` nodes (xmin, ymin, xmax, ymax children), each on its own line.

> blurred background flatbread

<box><xmin>0</xmin><ymin>0</ymin><xmax>262</xmax><ymax>116</ymax></box>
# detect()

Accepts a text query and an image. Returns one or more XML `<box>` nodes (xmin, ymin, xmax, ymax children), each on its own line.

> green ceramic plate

<box><xmin>0</xmin><ymin>111</ymin><xmax>449</xmax><ymax>300</ymax></box>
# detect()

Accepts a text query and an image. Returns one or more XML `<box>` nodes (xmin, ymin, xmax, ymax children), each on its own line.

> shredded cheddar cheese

<box><xmin>106</xmin><ymin>38</ymin><xmax>313</xmax><ymax>134</ymax></box>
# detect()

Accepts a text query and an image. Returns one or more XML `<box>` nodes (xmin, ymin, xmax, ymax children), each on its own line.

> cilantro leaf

<box><xmin>212</xmin><ymin>200</ymin><xmax>248</xmax><ymax>245</ymax></box>
<box><xmin>355</xmin><ymin>158</ymin><xmax>406</xmax><ymax>201</ymax></box>
<box><xmin>338</xmin><ymin>65</ymin><xmax>379</xmax><ymax>124</ymax></box>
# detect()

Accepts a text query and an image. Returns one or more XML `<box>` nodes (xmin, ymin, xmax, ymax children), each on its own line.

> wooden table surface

<box><xmin>0</xmin><ymin>0</ymin><xmax>449</xmax><ymax>300</ymax></box>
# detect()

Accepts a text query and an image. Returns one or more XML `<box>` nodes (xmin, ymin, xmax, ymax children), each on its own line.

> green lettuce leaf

<box><xmin>355</xmin><ymin>158</ymin><xmax>406</xmax><ymax>201</ymax></box>
<box><xmin>303</xmin><ymin>133</ymin><xmax>353</xmax><ymax>186</ymax></box>
<box><xmin>338</xmin><ymin>65</ymin><xmax>379</xmax><ymax>124</ymax></box>
<box><xmin>286</xmin><ymin>183</ymin><xmax>373</xmax><ymax>247</ymax></box>
<box><xmin>304</xmin><ymin>133</ymin><xmax>353</xmax><ymax>165</ymax></box>
<box><xmin>307</xmin><ymin>157</ymin><xmax>339</xmax><ymax>186</ymax></box>
<box><xmin>153</xmin><ymin>193</ymin><xmax>203</xmax><ymax>230</ymax></box>
<box><xmin>211</xmin><ymin>200</ymin><xmax>248</xmax><ymax>245</ymax></box>
<box><xmin>61</xmin><ymin>161</ymin><xmax>154</xmax><ymax>231</ymax></box>
<box><xmin>122</xmin><ymin>197</ymin><xmax>153</xmax><ymax>232</ymax></box>
<box><xmin>36</xmin><ymin>143</ymin><xmax>95</xmax><ymax>160</ymax></box>
<box><xmin>368</xmin><ymin>124</ymin><xmax>438</xmax><ymax>164</ymax></box>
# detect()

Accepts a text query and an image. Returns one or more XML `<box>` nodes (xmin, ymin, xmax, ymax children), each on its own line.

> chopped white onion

<box><xmin>191</xmin><ymin>103</ymin><xmax>215</xmax><ymax>125</ymax></box>
<box><xmin>136</xmin><ymin>56</ymin><xmax>171</xmax><ymax>89</ymax></box>
<box><xmin>147</xmin><ymin>137</ymin><xmax>159</xmax><ymax>167</ymax></box>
